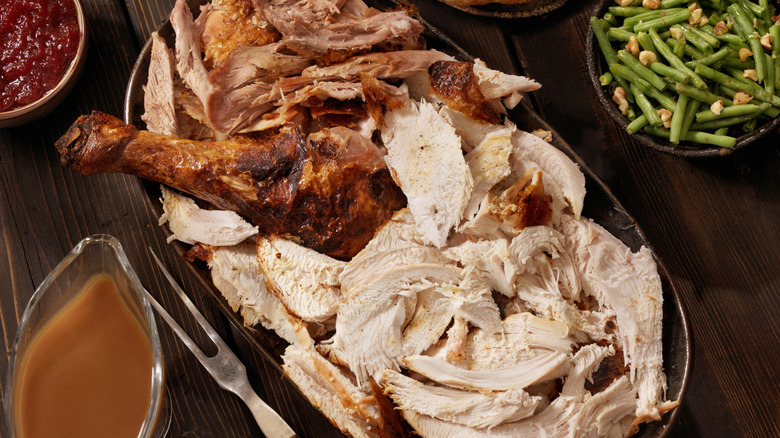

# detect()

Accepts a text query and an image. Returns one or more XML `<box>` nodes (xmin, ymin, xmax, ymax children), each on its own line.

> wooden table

<box><xmin>1</xmin><ymin>0</ymin><xmax>778</xmax><ymax>436</ymax></box>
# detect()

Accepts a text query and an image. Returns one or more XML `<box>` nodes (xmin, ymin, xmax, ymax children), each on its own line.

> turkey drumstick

<box><xmin>56</xmin><ymin>111</ymin><xmax>406</xmax><ymax>259</ymax></box>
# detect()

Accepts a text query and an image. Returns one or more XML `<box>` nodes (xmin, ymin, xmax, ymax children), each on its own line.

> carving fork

<box><xmin>146</xmin><ymin>249</ymin><xmax>297</xmax><ymax>438</ymax></box>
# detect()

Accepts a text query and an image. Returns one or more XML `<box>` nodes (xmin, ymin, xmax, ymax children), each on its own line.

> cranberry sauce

<box><xmin>0</xmin><ymin>0</ymin><xmax>80</xmax><ymax>112</ymax></box>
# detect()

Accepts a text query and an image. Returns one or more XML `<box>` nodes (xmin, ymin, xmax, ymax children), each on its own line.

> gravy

<box><xmin>13</xmin><ymin>274</ymin><xmax>154</xmax><ymax>438</ymax></box>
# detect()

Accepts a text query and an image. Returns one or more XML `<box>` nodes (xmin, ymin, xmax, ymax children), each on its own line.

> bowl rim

<box><xmin>585</xmin><ymin>0</ymin><xmax>780</xmax><ymax>158</ymax></box>
<box><xmin>0</xmin><ymin>0</ymin><xmax>88</xmax><ymax>121</ymax></box>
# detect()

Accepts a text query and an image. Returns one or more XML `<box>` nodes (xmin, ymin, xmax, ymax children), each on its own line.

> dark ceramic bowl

<box><xmin>586</xmin><ymin>0</ymin><xmax>780</xmax><ymax>157</ymax></box>
<box><xmin>0</xmin><ymin>0</ymin><xmax>88</xmax><ymax>128</ymax></box>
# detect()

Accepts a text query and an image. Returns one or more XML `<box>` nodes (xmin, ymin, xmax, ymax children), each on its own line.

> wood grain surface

<box><xmin>1</xmin><ymin>0</ymin><xmax>778</xmax><ymax>437</ymax></box>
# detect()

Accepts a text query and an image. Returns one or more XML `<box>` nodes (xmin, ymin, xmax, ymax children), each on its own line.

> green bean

<box><xmin>626</xmin><ymin>114</ymin><xmax>649</xmax><ymax>134</ymax></box>
<box><xmin>700</xmin><ymin>24</ymin><xmax>745</xmax><ymax>45</ymax></box>
<box><xmin>695</xmin><ymin>63</ymin><xmax>780</xmax><ymax>105</ymax></box>
<box><xmin>764</xmin><ymin>53</ymin><xmax>774</xmax><ymax>94</ymax></box>
<box><xmin>684</xmin><ymin>46</ymin><xmax>733</xmax><ymax>68</ymax></box>
<box><xmin>648</xmin><ymin>87</ymin><xmax>679</xmax><ymax>111</ymax></box>
<box><xmin>610</xmin><ymin>63</ymin><xmax>655</xmax><ymax>90</ymax></box>
<box><xmin>680</xmin><ymin>99</ymin><xmax>701</xmax><ymax>139</ymax></box>
<box><xmin>740</xmin><ymin>0</ymin><xmax>765</xmax><ymax>17</ymax></box>
<box><xmin>690</xmin><ymin>102</ymin><xmax>771</xmax><ymax>129</ymax></box>
<box><xmin>674</xmin><ymin>82</ymin><xmax>732</xmax><ymax>106</ymax></box>
<box><xmin>695</xmin><ymin>104</ymin><xmax>760</xmax><ymax>122</ymax></box>
<box><xmin>672</xmin><ymin>37</ymin><xmax>686</xmax><ymax>58</ymax></box>
<box><xmin>651</xmin><ymin>28</ymin><xmax>709</xmax><ymax>88</ymax></box>
<box><xmin>669</xmin><ymin>94</ymin><xmax>689</xmax><ymax>144</ymax></box>
<box><xmin>729</xmin><ymin>3</ymin><xmax>766</xmax><ymax>82</ymax></box>
<box><xmin>770</xmin><ymin>24</ymin><xmax>780</xmax><ymax>89</ymax></box>
<box><xmin>719</xmin><ymin>56</ymin><xmax>755</xmax><ymax>69</ymax></box>
<box><xmin>714</xmin><ymin>126</ymin><xmax>729</xmax><ymax>135</ymax></box>
<box><xmin>742</xmin><ymin>118</ymin><xmax>759</xmax><ymax>132</ymax></box>
<box><xmin>603</xmin><ymin>12</ymin><xmax>619</xmax><ymax>27</ymax></box>
<box><xmin>671</xmin><ymin>24</ymin><xmax>714</xmax><ymax>53</ymax></box>
<box><xmin>617</xmin><ymin>49</ymin><xmax>667</xmax><ymax>90</ymax></box>
<box><xmin>660</xmin><ymin>0</ymin><xmax>689</xmax><ymax>8</ymax></box>
<box><xmin>624</xmin><ymin>10</ymin><xmax>668</xmax><ymax>28</ymax></box>
<box><xmin>630</xmin><ymin>84</ymin><xmax>663</xmax><ymax>126</ymax></box>
<box><xmin>592</xmin><ymin>18</ymin><xmax>619</xmax><ymax>65</ymax></box>
<box><xmin>718</xmin><ymin>92</ymin><xmax>780</xmax><ymax>116</ymax></box>
<box><xmin>609</xmin><ymin>6</ymin><xmax>654</xmax><ymax>17</ymax></box>
<box><xmin>701</xmin><ymin>0</ymin><xmax>725</xmax><ymax>11</ymax></box>
<box><xmin>608</xmin><ymin>27</ymin><xmax>637</xmax><ymax>42</ymax></box>
<box><xmin>592</xmin><ymin>17</ymin><xmax>634</xmax><ymax>100</ymax></box>
<box><xmin>636</xmin><ymin>31</ymin><xmax>657</xmax><ymax>52</ymax></box>
<box><xmin>679</xmin><ymin>41</ymin><xmax>707</xmax><ymax>60</ymax></box>
<box><xmin>682</xmin><ymin>23</ymin><xmax>721</xmax><ymax>49</ymax></box>
<box><xmin>600</xmin><ymin>72</ymin><xmax>614</xmax><ymax>86</ymax></box>
<box><xmin>685</xmin><ymin>131</ymin><xmax>737</xmax><ymax>148</ymax></box>
<box><xmin>643</xmin><ymin>126</ymin><xmax>738</xmax><ymax>148</ymax></box>
<box><xmin>634</xmin><ymin>10</ymin><xmax>692</xmax><ymax>32</ymax></box>
<box><xmin>650</xmin><ymin>61</ymin><xmax>689</xmax><ymax>82</ymax></box>
<box><xmin>764</xmin><ymin>106</ymin><xmax>780</xmax><ymax>118</ymax></box>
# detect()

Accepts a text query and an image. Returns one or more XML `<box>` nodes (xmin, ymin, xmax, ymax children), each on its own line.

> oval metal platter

<box><xmin>125</xmin><ymin>2</ymin><xmax>692</xmax><ymax>436</ymax></box>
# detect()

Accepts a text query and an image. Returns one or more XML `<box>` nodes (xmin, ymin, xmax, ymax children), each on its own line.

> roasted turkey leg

<box><xmin>55</xmin><ymin>111</ymin><xmax>406</xmax><ymax>259</ymax></box>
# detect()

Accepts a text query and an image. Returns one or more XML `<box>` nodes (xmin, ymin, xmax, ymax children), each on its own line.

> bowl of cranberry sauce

<box><xmin>0</xmin><ymin>0</ymin><xmax>87</xmax><ymax>128</ymax></box>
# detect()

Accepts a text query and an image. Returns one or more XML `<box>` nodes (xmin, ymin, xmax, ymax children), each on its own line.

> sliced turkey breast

<box><xmin>185</xmin><ymin>242</ymin><xmax>300</xmax><ymax>345</ymax></box>
<box><xmin>458</xmin><ymin>168</ymin><xmax>551</xmax><ymax>241</ymax></box>
<box><xmin>282</xmin><ymin>345</ymin><xmax>380</xmax><ymax>438</ymax></box>
<box><xmin>454</xmin><ymin>312</ymin><xmax>572</xmax><ymax>372</ymax></box>
<box><xmin>559</xmin><ymin>215</ymin><xmax>668</xmax><ymax>422</ymax></box>
<box><xmin>561</xmin><ymin>344</ymin><xmax>616</xmax><ymax>400</ymax></box>
<box><xmin>443</xmin><ymin>239</ymin><xmax>518</xmax><ymax>297</ymax></box>
<box><xmin>511</xmin><ymin>130</ymin><xmax>586</xmax><ymax>219</ymax></box>
<box><xmin>401</xmin><ymin>287</ymin><xmax>454</xmax><ymax>357</ymax></box>
<box><xmin>350</xmin><ymin>208</ymin><xmax>425</xmax><ymax>257</ymax></box>
<box><xmin>325</xmin><ymin>264</ymin><xmax>461</xmax><ymax>386</ymax></box>
<box><xmin>473</xmin><ymin>63</ymin><xmax>541</xmax><ymax>110</ymax></box>
<box><xmin>439</xmin><ymin>107</ymin><xmax>508</xmax><ymax>152</ymax></box>
<box><xmin>570</xmin><ymin>376</ymin><xmax>638</xmax><ymax>438</ymax></box>
<box><xmin>381</xmin><ymin>99</ymin><xmax>474</xmax><ymax>247</ymax></box>
<box><xmin>462</xmin><ymin>125</ymin><xmax>514</xmax><ymax>221</ymax></box>
<box><xmin>380</xmin><ymin>369</ymin><xmax>541</xmax><ymax>429</ymax></box>
<box><xmin>340</xmin><ymin>246</ymin><xmax>450</xmax><ymax>298</ymax></box>
<box><xmin>404</xmin><ymin>348</ymin><xmax>567</xmax><ymax>392</ymax></box>
<box><xmin>159</xmin><ymin>185</ymin><xmax>258</xmax><ymax>246</ymax></box>
<box><xmin>143</xmin><ymin>33</ymin><xmax>179</xmax><ymax>137</ymax></box>
<box><xmin>256</xmin><ymin>236</ymin><xmax>345</xmax><ymax>323</ymax></box>
<box><xmin>401</xmin><ymin>394</ymin><xmax>580</xmax><ymax>438</ymax></box>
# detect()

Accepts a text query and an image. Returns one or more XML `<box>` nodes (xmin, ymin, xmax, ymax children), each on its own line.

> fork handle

<box><xmin>237</xmin><ymin>385</ymin><xmax>297</xmax><ymax>438</ymax></box>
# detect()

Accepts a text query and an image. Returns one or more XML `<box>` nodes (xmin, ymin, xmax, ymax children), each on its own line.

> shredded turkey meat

<box><xmin>54</xmin><ymin>0</ymin><xmax>678</xmax><ymax>435</ymax></box>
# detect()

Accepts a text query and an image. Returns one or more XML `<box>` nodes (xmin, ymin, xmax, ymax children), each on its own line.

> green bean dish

<box><xmin>591</xmin><ymin>0</ymin><xmax>780</xmax><ymax>150</ymax></box>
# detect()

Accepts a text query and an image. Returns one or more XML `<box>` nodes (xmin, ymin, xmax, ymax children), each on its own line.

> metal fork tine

<box><xmin>144</xmin><ymin>287</ymin><xmax>208</xmax><ymax>362</ymax></box>
<box><xmin>149</xmin><ymin>249</ymin><xmax>226</xmax><ymax>350</ymax></box>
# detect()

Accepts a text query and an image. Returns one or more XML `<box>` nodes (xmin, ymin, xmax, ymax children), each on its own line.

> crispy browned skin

<box><xmin>201</xmin><ymin>0</ymin><xmax>281</xmax><ymax>66</ymax></box>
<box><xmin>55</xmin><ymin>111</ymin><xmax>406</xmax><ymax>259</ymax></box>
<box><xmin>429</xmin><ymin>60</ymin><xmax>501</xmax><ymax>125</ymax></box>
